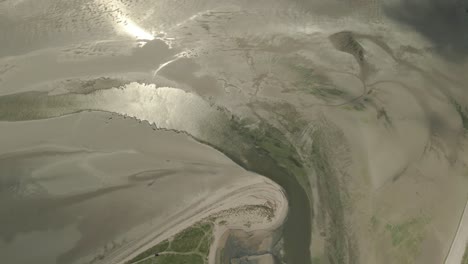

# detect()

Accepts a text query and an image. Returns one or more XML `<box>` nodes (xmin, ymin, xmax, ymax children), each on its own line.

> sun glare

<box><xmin>122</xmin><ymin>20</ymin><xmax>155</xmax><ymax>40</ymax></box>
<box><xmin>96</xmin><ymin>0</ymin><xmax>155</xmax><ymax>41</ymax></box>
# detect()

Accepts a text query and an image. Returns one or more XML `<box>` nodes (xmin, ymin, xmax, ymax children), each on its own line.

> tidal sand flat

<box><xmin>0</xmin><ymin>112</ymin><xmax>287</xmax><ymax>264</ymax></box>
<box><xmin>2</xmin><ymin>1</ymin><xmax>468</xmax><ymax>264</ymax></box>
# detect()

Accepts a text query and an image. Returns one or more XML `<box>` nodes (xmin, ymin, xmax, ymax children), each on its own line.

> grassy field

<box><xmin>145</xmin><ymin>254</ymin><xmax>203</xmax><ymax>264</ymax></box>
<box><xmin>385</xmin><ymin>216</ymin><xmax>429</xmax><ymax>264</ymax></box>
<box><xmin>128</xmin><ymin>240</ymin><xmax>169</xmax><ymax>263</ymax></box>
<box><xmin>171</xmin><ymin>225</ymin><xmax>206</xmax><ymax>252</ymax></box>
<box><xmin>126</xmin><ymin>222</ymin><xmax>213</xmax><ymax>264</ymax></box>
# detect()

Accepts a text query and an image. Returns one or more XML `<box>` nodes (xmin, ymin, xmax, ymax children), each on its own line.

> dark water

<box><xmin>242</xmin><ymin>149</ymin><xmax>312</xmax><ymax>264</ymax></box>
<box><xmin>206</xmin><ymin>124</ymin><xmax>312</xmax><ymax>264</ymax></box>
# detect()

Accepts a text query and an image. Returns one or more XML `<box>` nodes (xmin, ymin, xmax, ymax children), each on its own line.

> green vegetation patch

<box><xmin>153</xmin><ymin>254</ymin><xmax>204</xmax><ymax>264</ymax></box>
<box><xmin>370</xmin><ymin>216</ymin><xmax>379</xmax><ymax>230</ymax></box>
<box><xmin>385</xmin><ymin>216</ymin><xmax>429</xmax><ymax>263</ymax></box>
<box><xmin>290</xmin><ymin>65</ymin><xmax>345</xmax><ymax>100</ymax></box>
<box><xmin>254</xmin><ymin>124</ymin><xmax>310</xmax><ymax>193</ymax></box>
<box><xmin>129</xmin><ymin>240</ymin><xmax>169</xmax><ymax>263</ymax></box>
<box><xmin>137</xmin><ymin>258</ymin><xmax>153</xmax><ymax>264</ymax></box>
<box><xmin>171</xmin><ymin>226</ymin><xmax>206</xmax><ymax>252</ymax></box>
<box><xmin>223</xmin><ymin>116</ymin><xmax>311</xmax><ymax>196</ymax></box>
<box><xmin>341</xmin><ymin>101</ymin><xmax>366</xmax><ymax>111</ymax></box>
<box><xmin>127</xmin><ymin>222</ymin><xmax>213</xmax><ymax>264</ymax></box>
<box><xmin>308</xmin><ymin>87</ymin><xmax>345</xmax><ymax>98</ymax></box>
<box><xmin>198</xmin><ymin>234</ymin><xmax>212</xmax><ymax>256</ymax></box>
<box><xmin>198</xmin><ymin>222</ymin><xmax>212</xmax><ymax>234</ymax></box>
<box><xmin>385</xmin><ymin>217</ymin><xmax>428</xmax><ymax>248</ymax></box>
<box><xmin>353</xmin><ymin>101</ymin><xmax>366</xmax><ymax>111</ymax></box>
<box><xmin>451</xmin><ymin>99</ymin><xmax>468</xmax><ymax>131</ymax></box>
<box><xmin>462</xmin><ymin>244</ymin><xmax>468</xmax><ymax>264</ymax></box>
<box><xmin>197</xmin><ymin>222</ymin><xmax>213</xmax><ymax>256</ymax></box>
<box><xmin>312</xmin><ymin>256</ymin><xmax>322</xmax><ymax>264</ymax></box>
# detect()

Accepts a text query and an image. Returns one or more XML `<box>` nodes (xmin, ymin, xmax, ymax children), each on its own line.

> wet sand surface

<box><xmin>0</xmin><ymin>112</ymin><xmax>280</xmax><ymax>264</ymax></box>
<box><xmin>2</xmin><ymin>1</ymin><xmax>468</xmax><ymax>264</ymax></box>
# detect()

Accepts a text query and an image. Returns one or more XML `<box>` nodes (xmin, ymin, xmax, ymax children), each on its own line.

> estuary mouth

<box><xmin>0</xmin><ymin>81</ymin><xmax>311</xmax><ymax>263</ymax></box>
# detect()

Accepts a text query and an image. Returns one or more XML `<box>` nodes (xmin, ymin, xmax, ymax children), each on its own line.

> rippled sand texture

<box><xmin>2</xmin><ymin>1</ymin><xmax>468</xmax><ymax>264</ymax></box>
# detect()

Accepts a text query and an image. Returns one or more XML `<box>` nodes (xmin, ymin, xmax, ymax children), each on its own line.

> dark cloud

<box><xmin>383</xmin><ymin>0</ymin><xmax>468</xmax><ymax>60</ymax></box>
